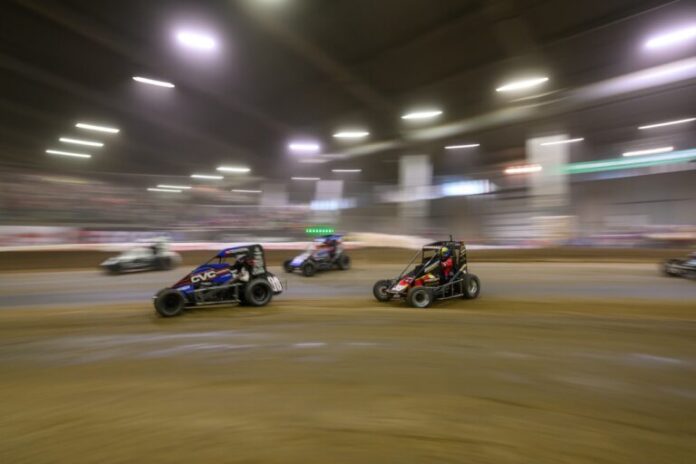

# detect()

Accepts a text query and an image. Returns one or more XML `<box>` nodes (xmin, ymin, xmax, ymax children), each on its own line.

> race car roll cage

<box><xmin>393</xmin><ymin>237</ymin><xmax>471</xmax><ymax>300</ymax></box>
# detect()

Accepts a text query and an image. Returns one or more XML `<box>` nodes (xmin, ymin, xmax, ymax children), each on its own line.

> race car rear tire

<box><xmin>283</xmin><ymin>259</ymin><xmax>294</xmax><ymax>273</ymax></box>
<box><xmin>154</xmin><ymin>288</ymin><xmax>186</xmax><ymax>317</ymax></box>
<box><xmin>373</xmin><ymin>280</ymin><xmax>392</xmax><ymax>302</ymax></box>
<box><xmin>662</xmin><ymin>260</ymin><xmax>681</xmax><ymax>277</ymax></box>
<box><xmin>337</xmin><ymin>254</ymin><xmax>351</xmax><ymax>270</ymax></box>
<box><xmin>407</xmin><ymin>287</ymin><xmax>433</xmax><ymax>308</ymax></box>
<box><xmin>244</xmin><ymin>278</ymin><xmax>273</xmax><ymax>307</ymax></box>
<box><xmin>155</xmin><ymin>257</ymin><xmax>172</xmax><ymax>271</ymax></box>
<box><xmin>302</xmin><ymin>261</ymin><xmax>317</xmax><ymax>277</ymax></box>
<box><xmin>463</xmin><ymin>274</ymin><xmax>481</xmax><ymax>299</ymax></box>
<box><xmin>104</xmin><ymin>264</ymin><xmax>121</xmax><ymax>275</ymax></box>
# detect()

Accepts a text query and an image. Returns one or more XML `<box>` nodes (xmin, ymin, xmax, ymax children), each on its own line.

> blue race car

<box><xmin>153</xmin><ymin>244</ymin><xmax>283</xmax><ymax>317</ymax></box>
<box><xmin>283</xmin><ymin>234</ymin><xmax>351</xmax><ymax>277</ymax></box>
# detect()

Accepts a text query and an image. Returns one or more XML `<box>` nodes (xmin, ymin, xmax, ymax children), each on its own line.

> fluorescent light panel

<box><xmin>133</xmin><ymin>76</ymin><xmax>175</xmax><ymax>88</ymax></box>
<box><xmin>157</xmin><ymin>184</ymin><xmax>191</xmax><ymax>189</ymax></box>
<box><xmin>540</xmin><ymin>138</ymin><xmax>584</xmax><ymax>146</ymax></box>
<box><xmin>59</xmin><ymin>137</ymin><xmax>104</xmax><ymax>147</ymax></box>
<box><xmin>401</xmin><ymin>110</ymin><xmax>442</xmax><ymax>120</ymax></box>
<box><xmin>75</xmin><ymin>123</ymin><xmax>119</xmax><ymax>133</ymax></box>
<box><xmin>46</xmin><ymin>149</ymin><xmax>91</xmax><ymax>158</ymax></box>
<box><xmin>445</xmin><ymin>143</ymin><xmax>480</xmax><ymax>150</ymax></box>
<box><xmin>622</xmin><ymin>146</ymin><xmax>673</xmax><ymax>157</ymax></box>
<box><xmin>288</xmin><ymin>142</ymin><xmax>320</xmax><ymax>153</ymax></box>
<box><xmin>148</xmin><ymin>188</ymin><xmax>182</xmax><ymax>193</ymax></box>
<box><xmin>176</xmin><ymin>31</ymin><xmax>216</xmax><ymax>51</ymax></box>
<box><xmin>191</xmin><ymin>174</ymin><xmax>223</xmax><ymax>179</ymax></box>
<box><xmin>332</xmin><ymin>169</ymin><xmax>362</xmax><ymax>173</ymax></box>
<box><xmin>291</xmin><ymin>177</ymin><xmax>320</xmax><ymax>181</ymax></box>
<box><xmin>496</xmin><ymin>77</ymin><xmax>549</xmax><ymax>92</ymax></box>
<box><xmin>232</xmin><ymin>189</ymin><xmax>262</xmax><ymax>193</ymax></box>
<box><xmin>333</xmin><ymin>131</ymin><xmax>369</xmax><ymax>139</ymax></box>
<box><xmin>645</xmin><ymin>25</ymin><xmax>696</xmax><ymax>50</ymax></box>
<box><xmin>216</xmin><ymin>166</ymin><xmax>251</xmax><ymax>173</ymax></box>
<box><xmin>638</xmin><ymin>117</ymin><xmax>695</xmax><ymax>130</ymax></box>
<box><xmin>504</xmin><ymin>164</ymin><xmax>542</xmax><ymax>174</ymax></box>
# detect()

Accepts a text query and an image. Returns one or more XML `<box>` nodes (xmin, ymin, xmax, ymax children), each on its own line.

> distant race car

<box><xmin>283</xmin><ymin>234</ymin><xmax>351</xmax><ymax>277</ymax></box>
<box><xmin>372</xmin><ymin>238</ymin><xmax>480</xmax><ymax>308</ymax></box>
<box><xmin>662</xmin><ymin>252</ymin><xmax>696</xmax><ymax>279</ymax></box>
<box><xmin>101</xmin><ymin>240</ymin><xmax>181</xmax><ymax>274</ymax></box>
<box><xmin>153</xmin><ymin>244</ymin><xmax>283</xmax><ymax>317</ymax></box>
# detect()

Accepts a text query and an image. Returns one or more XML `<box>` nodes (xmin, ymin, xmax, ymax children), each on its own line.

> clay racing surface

<box><xmin>1</xmin><ymin>261</ymin><xmax>695</xmax><ymax>463</ymax></box>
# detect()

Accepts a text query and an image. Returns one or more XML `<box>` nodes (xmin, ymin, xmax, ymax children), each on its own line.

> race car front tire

<box><xmin>463</xmin><ymin>274</ymin><xmax>481</xmax><ymax>299</ymax></box>
<box><xmin>407</xmin><ymin>287</ymin><xmax>433</xmax><ymax>308</ymax></box>
<box><xmin>372</xmin><ymin>280</ymin><xmax>392</xmax><ymax>302</ymax></box>
<box><xmin>283</xmin><ymin>259</ymin><xmax>294</xmax><ymax>273</ymax></box>
<box><xmin>302</xmin><ymin>261</ymin><xmax>317</xmax><ymax>277</ymax></box>
<box><xmin>244</xmin><ymin>278</ymin><xmax>273</xmax><ymax>306</ymax></box>
<box><xmin>154</xmin><ymin>288</ymin><xmax>186</xmax><ymax>317</ymax></box>
<box><xmin>337</xmin><ymin>254</ymin><xmax>351</xmax><ymax>271</ymax></box>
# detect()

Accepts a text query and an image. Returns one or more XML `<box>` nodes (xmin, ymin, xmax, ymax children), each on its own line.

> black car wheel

<box><xmin>154</xmin><ymin>288</ymin><xmax>186</xmax><ymax>317</ymax></box>
<box><xmin>337</xmin><ymin>254</ymin><xmax>351</xmax><ymax>270</ymax></box>
<box><xmin>463</xmin><ymin>274</ymin><xmax>481</xmax><ymax>299</ymax></box>
<box><xmin>156</xmin><ymin>257</ymin><xmax>172</xmax><ymax>271</ymax></box>
<box><xmin>105</xmin><ymin>263</ymin><xmax>121</xmax><ymax>275</ymax></box>
<box><xmin>663</xmin><ymin>259</ymin><xmax>682</xmax><ymax>277</ymax></box>
<box><xmin>302</xmin><ymin>261</ymin><xmax>317</xmax><ymax>277</ymax></box>
<box><xmin>244</xmin><ymin>278</ymin><xmax>273</xmax><ymax>307</ymax></box>
<box><xmin>283</xmin><ymin>259</ymin><xmax>294</xmax><ymax>273</ymax></box>
<box><xmin>407</xmin><ymin>287</ymin><xmax>433</xmax><ymax>308</ymax></box>
<box><xmin>372</xmin><ymin>280</ymin><xmax>392</xmax><ymax>302</ymax></box>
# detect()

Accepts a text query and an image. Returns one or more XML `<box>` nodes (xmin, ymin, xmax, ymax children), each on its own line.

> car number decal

<box><xmin>268</xmin><ymin>276</ymin><xmax>283</xmax><ymax>292</ymax></box>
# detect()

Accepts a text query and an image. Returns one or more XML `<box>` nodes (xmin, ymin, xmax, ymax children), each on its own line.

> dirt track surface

<box><xmin>1</xmin><ymin>298</ymin><xmax>695</xmax><ymax>463</ymax></box>
<box><xmin>1</xmin><ymin>262</ymin><xmax>695</xmax><ymax>308</ymax></box>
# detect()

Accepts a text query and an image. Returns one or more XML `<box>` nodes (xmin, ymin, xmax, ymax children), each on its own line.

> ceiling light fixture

<box><xmin>333</xmin><ymin>131</ymin><xmax>369</xmax><ymax>139</ymax></box>
<box><xmin>59</xmin><ymin>137</ymin><xmax>104</xmax><ymax>147</ymax></box>
<box><xmin>133</xmin><ymin>76</ymin><xmax>175</xmax><ymax>88</ymax></box>
<box><xmin>288</xmin><ymin>142</ymin><xmax>321</xmax><ymax>153</ymax></box>
<box><xmin>504</xmin><ymin>164</ymin><xmax>542</xmax><ymax>174</ymax></box>
<box><xmin>147</xmin><ymin>188</ymin><xmax>182</xmax><ymax>193</ymax></box>
<box><xmin>231</xmin><ymin>189</ymin><xmax>262</xmax><ymax>193</ymax></box>
<box><xmin>291</xmin><ymin>177</ymin><xmax>320</xmax><ymax>181</ymax></box>
<box><xmin>496</xmin><ymin>77</ymin><xmax>549</xmax><ymax>92</ymax></box>
<box><xmin>176</xmin><ymin>30</ymin><xmax>217</xmax><ymax>51</ymax></box>
<box><xmin>540</xmin><ymin>138</ymin><xmax>584</xmax><ymax>146</ymax></box>
<box><xmin>445</xmin><ymin>143</ymin><xmax>480</xmax><ymax>150</ymax></box>
<box><xmin>191</xmin><ymin>174</ymin><xmax>224</xmax><ymax>180</ymax></box>
<box><xmin>216</xmin><ymin>166</ymin><xmax>251</xmax><ymax>173</ymax></box>
<box><xmin>638</xmin><ymin>117</ymin><xmax>695</xmax><ymax>130</ymax></box>
<box><xmin>46</xmin><ymin>149</ymin><xmax>91</xmax><ymax>158</ymax></box>
<box><xmin>401</xmin><ymin>110</ymin><xmax>443</xmax><ymax>120</ymax></box>
<box><xmin>645</xmin><ymin>25</ymin><xmax>696</xmax><ymax>50</ymax></box>
<box><xmin>622</xmin><ymin>146</ymin><xmax>673</xmax><ymax>157</ymax></box>
<box><xmin>157</xmin><ymin>184</ymin><xmax>192</xmax><ymax>190</ymax></box>
<box><xmin>332</xmin><ymin>169</ymin><xmax>362</xmax><ymax>173</ymax></box>
<box><xmin>75</xmin><ymin>123</ymin><xmax>119</xmax><ymax>133</ymax></box>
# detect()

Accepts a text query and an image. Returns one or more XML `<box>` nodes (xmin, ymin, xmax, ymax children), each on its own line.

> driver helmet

<box><xmin>440</xmin><ymin>246</ymin><xmax>451</xmax><ymax>258</ymax></box>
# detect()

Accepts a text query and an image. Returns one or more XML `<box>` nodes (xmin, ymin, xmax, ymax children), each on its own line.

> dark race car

<box><xmin>283</xmin><ymin>234</ymin><xmax>351</xmax><ymax>277</ymax></box>
<box><xmin>372</xmin><ymin>238</ymin><xmax>480</xmax><ymax>308</ymax></box>
<box><xmin>153</xmin><ymin>244</ymin><xmax>283</xmax><ymax>317</ymax></box>
<box><xmin>662</xmin><ymin>252</ymin><xmax>696</xmax><ymax>279</ymax></box>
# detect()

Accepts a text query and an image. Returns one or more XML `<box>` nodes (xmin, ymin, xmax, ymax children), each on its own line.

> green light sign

<box><xmin>305</xmin><ymin>226</ymin><xmax>335</xmax><ymax>235</ymax></box>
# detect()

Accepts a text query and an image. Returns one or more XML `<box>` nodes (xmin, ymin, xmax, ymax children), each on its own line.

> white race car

<box><xmin>101</xmin><ymin>241</ymin><xmax>181</xmax><ymax>274</ymax></box>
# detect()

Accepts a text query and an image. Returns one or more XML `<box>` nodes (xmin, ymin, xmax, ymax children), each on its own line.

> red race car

<box><xmin>372</xmin><ymin>238</ymin><xmax>480</xmax><ymax>308</ymax></box>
